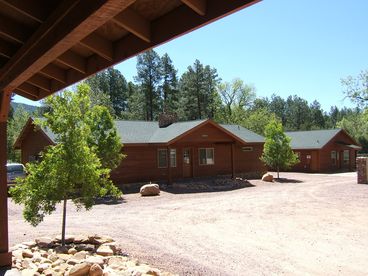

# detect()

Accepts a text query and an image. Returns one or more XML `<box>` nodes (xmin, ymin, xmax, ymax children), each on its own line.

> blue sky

<box><xmin>14</xmin><ymin>0</ymin><xmax>368</xmax><ymax>111</ymax></box>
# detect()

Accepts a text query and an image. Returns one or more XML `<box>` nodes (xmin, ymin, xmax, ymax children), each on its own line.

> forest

<box><xmin>7</xmin><ymin>50</ymin><xmax>368</xmax><ymax>162</ymax></box>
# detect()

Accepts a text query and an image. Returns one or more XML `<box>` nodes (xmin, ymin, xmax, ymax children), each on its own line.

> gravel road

<box><xmin>8</xmin><ymin>172</ymin><xmax>368</xmax><ymax>275</ymax></box>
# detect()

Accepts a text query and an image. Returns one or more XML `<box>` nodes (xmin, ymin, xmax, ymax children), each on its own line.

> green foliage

<box><xmin>178</xmin><ymin>60</ymin><xmax>220</xmax><ymax>120</ymax></box>
<box><xmin>261</xmin><ymin>119</ymin><xmax>299</xmax><ymax>178</ymax></box>
<box><xmin>7</xmin><ymin>106</ymin><xmax>30</xmax><ymax>162</ymax></box>
<box><xmin>241</xmin><ymin>108</ymin><xmax>277</xmax><ymax>136</ymax></box>
<box><xmin>10</xmin><ymin>84</ymin><xmax>122</xmax><ymax>228</ymax></box>
<box><xmin>135</xmin><ymin>50</ymin><xmax>162</xmax><ymax>121</ymax></box>
<box><xmin>341</xmin><ymin>70</ymin><xmax>368</xmax><ymax>107</ymax></box>
<box><xmin>337</xmin><ymin>109</ymin><xmax>368</xmax><ymax>153</ymax></box>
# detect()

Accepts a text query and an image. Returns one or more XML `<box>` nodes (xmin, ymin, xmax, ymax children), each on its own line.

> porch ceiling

<box><xmin>0</xmin><ymin>0</ymin><xmax>260</xmax><ymax>109</ymax></box>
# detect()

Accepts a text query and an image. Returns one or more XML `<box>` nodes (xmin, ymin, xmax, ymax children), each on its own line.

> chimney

<box><xmin>158</xmin><ymin>112</ymin><xmax>178</xmax><ymax>128</ymax></box>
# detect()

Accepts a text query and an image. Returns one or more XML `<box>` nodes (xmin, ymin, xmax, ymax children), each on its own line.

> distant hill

<box><xmin>11</xmin><ymin>102</ymin><xmax>39</xmax><ymax>114</ymax></box>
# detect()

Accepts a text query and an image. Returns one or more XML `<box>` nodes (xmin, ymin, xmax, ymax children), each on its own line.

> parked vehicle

<box><xmin>6</xmin><ymin>163</ymin><xmax>26</xmax><ymax>187</ymax></box>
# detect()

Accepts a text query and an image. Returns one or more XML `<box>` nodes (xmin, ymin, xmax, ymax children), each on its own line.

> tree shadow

<box><xmin>273</xmin><ymin>178</ymin><xmax>303</xmax><ymax>183</ymax></box>
<box><xmin>163</xmin><ymin>181</ymin><xmax>255</xmax><ymax>194</ymax></box>
<box><xmin>94</xmin><ymin>196</ymin><xmax>126</xmax><ymax>205</ymax></box>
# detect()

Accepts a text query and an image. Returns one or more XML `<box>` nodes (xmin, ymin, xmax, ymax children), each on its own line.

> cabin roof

<box><xmin>15</xmin><ymin>118</ymin><xmax>265</xmax><ymax>148</ymax></box>
<box><xmin>285</xmin><ymin>129</ymin><xmax>359</xmax><ymax>150</ymax></box>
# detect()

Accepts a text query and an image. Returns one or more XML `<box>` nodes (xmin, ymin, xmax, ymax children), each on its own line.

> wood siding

<box><xmin>20</xmin><ymin>128</ymin><xmax>52</xmax><ymax>164</ymax></box>
<box><xmin>292</xmin><ymin>131</ymin><xmax>359</xmax><ymax>173</ymax></box>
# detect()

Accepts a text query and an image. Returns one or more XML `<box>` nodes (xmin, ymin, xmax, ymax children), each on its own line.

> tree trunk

<box><xmin>61</xmin><ymin>197</ymin><xmax>67</xmax><ymax>247</ymax></box>
<box><xmin>277</xmin><ymin>167</ymin><xmax>280</xmax><ymax>179</ymax></box>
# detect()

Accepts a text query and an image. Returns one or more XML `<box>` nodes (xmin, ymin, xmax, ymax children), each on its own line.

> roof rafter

<box><xmin>112</xmin><ymin>8</ymin><xmax>151</xmax><ymax>43</ymax></box>
<box><xmin>57</xmin><ymin>51</ymin><xmax>86</xmax><ymax>74</ymax></box>
<box><xmin>0</xmin><ymin>41</ymin><xmax>16</xmax><ymax>59</ymax></box>
<box><xmin>0</xmin><ymin>16</ymin><xmax>30</xmax><ymax>44</ymax></box>
<box><xmin>27</xmin><ymin>74</ymin><xmax>51</xmax><ymax>91</ymax></box>
<box><xmin>181</xmin><ymin>0</ymin><xmax>207</xmax><ymax>16</ymax></box>
<box><xmin>0</xmin><ymin>0</ymin><xmax>47</xmax><ymax>23</ymax></box>
<box><xmin>39</xmin><ymin>64</ymin><xmax>67</xmax><ymax>84</ymax></box>
<box><xmin>80</xmin><ymin>33</ymin><xmax>113</xmax><ymax>61</ymax></box>
<box><xmin>0</xmin><ymin>0</ymin><xmax>136</xmax><ymax>94</ymax></box>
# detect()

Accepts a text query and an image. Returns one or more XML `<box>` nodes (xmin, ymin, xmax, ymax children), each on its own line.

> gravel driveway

<box><xmin>8</xmin><ymin>172</ymin><xmax>368</xmax><ymax>275</ymax></box>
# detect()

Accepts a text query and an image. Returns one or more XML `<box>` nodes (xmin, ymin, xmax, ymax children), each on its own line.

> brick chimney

<box><xmin>158</xmin><ymin>112</ymin><xmax>178</xmax><ymax>128</ymax></box>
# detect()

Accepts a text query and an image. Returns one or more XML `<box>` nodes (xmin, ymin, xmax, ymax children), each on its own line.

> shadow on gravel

<box><xmin>274</xmin><ymin>178</ymin><xmax>303</xmax><ymax>183</ymax></box>
<box><xmin>163</xmin><ymin>182</ymin><xmax>255</xmax><ymax>194</ymax></box>
<box><xmin>94</xmin><ymin>196</ymin><xmax>126</xmax><ymax>205</ymax></box>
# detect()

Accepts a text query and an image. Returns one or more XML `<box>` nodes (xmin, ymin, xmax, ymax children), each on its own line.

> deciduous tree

<box><xmin>11</xmin><ymin>84</ymin><xmax>123</xmax><ymax>246</ymax></box>
<box><xmin>261</xmin><ymin>119</ymin><xmax>299</xmax><ymax>178</ymax></box>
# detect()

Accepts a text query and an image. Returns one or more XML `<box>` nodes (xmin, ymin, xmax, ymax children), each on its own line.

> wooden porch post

<box><xmin>231</xmin><ymin>143</ymin><xmax>235</xmax><ymax>179</ymax></box>
<box><xmin>0</xmin><ymin>91</ymin><xmax>11</xmax><ymax>267</ymax></box>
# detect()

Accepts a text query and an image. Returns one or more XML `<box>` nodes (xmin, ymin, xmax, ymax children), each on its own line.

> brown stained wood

<box><xmin>13</xmin><ymin>89</ymin><xmax>37</xmax><ymax>100</ymax></box>
<box><xmin>27</xmin><ymin>74</ymin><xmax>51</xmax><ymax>91</ymax></box>
<box><xmin>40</xmin><ymin>64</ymin><xmax>67</xmax><ymax>83</ymax></box>
<box><xmin>181</xmin><ymin>0</ymin><xmax>206</xmax><ymax>16</ymax></box>
<box><xmin>0</xmin><ymin>90</ymin><xmax>11</xmax><ymax>122</ymax></box>
<box><xmin>0</xmin><ymin>0</ymin><xmax>136</xmax><ymax>93</ymax></box>
<box><xmin>0</xmin><ymin>40</ymin><xmax>16</xmax><ymax>59</ymax></box>
<box><xmin>17</xmin><ymin>83</ymin><xmax>40</xmax><ymax>98</ymax></box>
<box><xmin>0</xmin><ymin>15</ymin><xmax>30</xmax><ymax>44</ymax></box>
<box><xmin>113</xmin><ymin>8</ymin><xmax>151</xmax><ymax>43</ymax></box>
<box><xmin>0</xmin><ymin>0</ymin><xmax>48</xmax><ymax>23</ymax></box>
<box><xmin>57</xmin><ymin>50</ymin><xmax>86</xmax><ymax>74</ymax></box>
<box><xmin>80</xmin><ymin>33</ymin><xmax>113</xmax><ymax>61</ymax></box>
<box><xmin>0</xmin><ymin>120</ymin><xmax>11</xmax><ymax>266</ymax></box>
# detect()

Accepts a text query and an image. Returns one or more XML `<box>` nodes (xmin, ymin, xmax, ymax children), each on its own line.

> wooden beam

<box><xmin>17</xmin><ymin>83</ymin><xmax>40</xmax><ymax>98</ymax></box>
<box><xmin>113</xmin><ymin>8</ymin><xmax>151</xmax><ymax>43</ymax></box>
<box><xmin>33</xmin><ymin>0</ymin><xmax>260</xmax><ymax>100</ymax></box>
<box><xmin>13</xmin><ymin>89</ymin><xmax>37</xmax><ymax>100</ymax></box>
<box><xmin>27</xmin><ymin>74</ymin><xmax>51</xmax><ymax>91</ymax></box>
<box><xmin>0</xmin><ymin>0</ymin><xmax>136</xmax><ymax>96</ymax></box>
<box><xmin>57</xmin><ymin>51</ymin><xmax>86</xmax><ymax>74</ymax></box>
<box><xmin>0</xmin><ymin>16</ymin><xmax>29</xmax><ymax>44</ymax></box>
<box><xmin>0</xmin><ymin>0</ymin><xmax>48</xmax><ymax>23</ymax></box>
<box><xmin>0</xmin><ymin>40</ymin><xmax>16</xmax><ymax>59</ymax></box>
<box><xmin>181</xmin><ymin>0</ymin><xmax>207</xmax><ymax>16</ymax></box>
<box><xmin>80</xmin><ymin>33</ymin><xmax>113</xmax><ymax>61</ymax></box>
<box><xmin>0</xmin><ymin>90</ymin><xmax>11</xmax><ymax>122</ymax></box>
<box><xmin>40</xmin><ymin>64</ymin><xmax>67</xmax><ymax>84</ymax></box>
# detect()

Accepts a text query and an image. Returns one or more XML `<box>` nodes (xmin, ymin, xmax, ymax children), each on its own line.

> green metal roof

<box><xmin>33</xmin><ymin>118</ymin><xmax>264</xmax><ymax>145</ymax></box>
<box><xmin>220</xmin><ymin>124</ymin><xmax>264</xmax><ymax>143</ymax></box>
<box><xmin>285</xmin><ymin>129</ymin><xmax>342</xmax><ymax>149</ymax></box>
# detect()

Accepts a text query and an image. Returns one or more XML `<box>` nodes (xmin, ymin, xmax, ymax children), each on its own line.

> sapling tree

<box><xmin>11</xmin><ymin>84</ymin><xmax>123</xmax><ymax>246</ymax></box>
<box><xmin>260</xmin><ymin>119</ymin><xmax>299</xmax><ymax>179</ymax></box>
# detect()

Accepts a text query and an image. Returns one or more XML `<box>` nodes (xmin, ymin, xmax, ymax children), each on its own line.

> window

<box><xmin>199</xmin><ymin>148</ymin><xmax>214</xmax><ymax>165</ymax></box>
<box><xmin>158</xmin><ymin>149</ymin><xmax>168</xmax><ymax>168</ymax></box>
<box><xmin>331</xmin><ymin>151</ymin><xmax>337</xmax><ymax>165</ymax></box>
<box><xmin>170</xmin><ymin>149</ymin><xmax>176</xmax><ymax>167</ymax></box>
<box><xmin>183</xmin><ymin>149</ymin><xmax>190</xmax><ymax>164</ymax></box>
<box><xmin>343</xmin><ymin>150</ymin><xmax>350</xmax><ymax>164</ymax></box>
<box><xmin>241</xmin><ymin>146</ymin><xmax>253</xmax><ymax>152</ymax></box>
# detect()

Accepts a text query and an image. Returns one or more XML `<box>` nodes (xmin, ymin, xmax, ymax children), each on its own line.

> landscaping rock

<box><xmin>89</xmin><ymin>264</ymin><xmax>103</xmax><ymax>276</ymax></box>
<box><xmin>85</xmin><ymin>256</ymin><xmax>105</xmax><ymax>266</ymax></box>
<box><xmin>22</xmin><ymin>249</ymin><xmax>33</xmax><ymax>259</ymax></box>
<box><xmin>262</xmin><ymin>173</ymin><xmax>274</xmax><ymax>182</ymax></box>
<box><xmin>69</xmin><ymin>263</ymin><xmax>91</xmax><ymax>276</ymax></box>
<box><xmin>35</xmin><ymin>237</ymin><xmax>53</xmax><ymax>248</ymax></box>
<box><xmin>140</xmin><ymin>184</ymin><xmax>160</xmax><ymax>196</ymax></box>
<box><xmin>73</xmin><ymin>251</ymin><xmax>87</xmax><ymax>260</ymax></box>
<box><xmin>54</xmin><ymin>235</ymin><xmax>75</xmax><ymax>244</ymax></box>
<box><xmin>68</xmin><ymin>247</ymin><xmax>78</xmax><ymax>255</ymax></box>
<box><xmin>96</xmin><ymin>245</ymin><xmax>113</xmax><ymax>256</ymax></box>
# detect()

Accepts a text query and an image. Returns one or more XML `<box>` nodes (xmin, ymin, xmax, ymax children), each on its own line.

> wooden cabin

<box><xmin>286</xmin><ymin>129</ymin><xmax>361</xmax><ymax>173</ymax></box>
<box><xmin>14</xmin><ymin>117</ymin><xmax>266</xmax><ymax>184</ymax></box>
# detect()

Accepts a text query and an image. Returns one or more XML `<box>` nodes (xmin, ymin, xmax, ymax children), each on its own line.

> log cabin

<box><xmin>286</xmin><ymin>129</ymin><xmax>361</xmax><ymax>173</ymax></box>
<box><xmin>14</xmin><ymin>117</ymin><xmax>266</xmax><ymax>184</ymax></box>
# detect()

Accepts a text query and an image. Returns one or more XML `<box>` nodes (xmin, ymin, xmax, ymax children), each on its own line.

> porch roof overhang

<box><xmin>0</xmin><ymin>0</ymin><xmax>260</xmax><ymax>121</ymax></box>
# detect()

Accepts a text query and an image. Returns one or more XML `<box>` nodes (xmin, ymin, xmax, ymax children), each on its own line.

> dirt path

<box><xmin>8</xmin><ymin>172</ymin><xmax>368</xmax><ymax>275</ymax></box>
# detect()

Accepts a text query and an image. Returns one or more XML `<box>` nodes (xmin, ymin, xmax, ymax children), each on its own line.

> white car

<box><xmin>7</xmin><ymin>163</ymin><xmax>26</xmax><ymax>187</ymax></box>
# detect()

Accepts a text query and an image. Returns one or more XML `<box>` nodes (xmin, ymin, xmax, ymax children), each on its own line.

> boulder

<box><xmin>89</xmin><ymin>264</ymin><xmax>103</xmax><ymax>276</ymax></box>
<box><xmin>35</xmin><ymin>237</ymin><xmax>53</xmax><ymax>248</ymax></box>
<box><xmin>140</xmin><ymin>184</ymin><xmax>160</xmax><ymax>196</ymax></box>
<box><xmin>262</xmin><ymin>173</ymin><xmax>274</xmax><ymax>182</ymax></box>
<box><xmin>96</xmin><ymin>245</ymin><xmax>113</xmax><ymax>257</ymax></box>
<box><xmin>69</xmin><ymin>263</ymin><xmax>91</xmax><ymax>276</ymax></box>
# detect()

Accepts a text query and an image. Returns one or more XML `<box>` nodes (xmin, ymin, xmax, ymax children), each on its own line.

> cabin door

<box><xmin>183</xmin><ymin>148</ymin><xmax>192</xmax><ymax>178</ymax></box>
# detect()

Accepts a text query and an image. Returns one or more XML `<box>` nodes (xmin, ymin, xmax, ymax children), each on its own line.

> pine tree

<box><xmin>160</xmin><ymin>53</ymin><xmax>179</xmax><ymax>112</ymax></box>
<box><xmin>134</xmin><ymin>50</ymin><xmax>162</xmax><ymax>121</ymax></box>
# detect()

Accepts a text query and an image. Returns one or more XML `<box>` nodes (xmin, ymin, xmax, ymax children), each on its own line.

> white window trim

<box><xmin>158</xmin><ymin>149</ymin><xmax>168</xmax><ymax>168</ymax></box>
<box><xmin>199</xmin><ymin>148</ymin><xmax>215</xmax><ymax>166</ymax></box>
<box><xmin>170</xmin><ymin>149</ymin><xmax>177</xmax><ymax>168</ymax></box>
